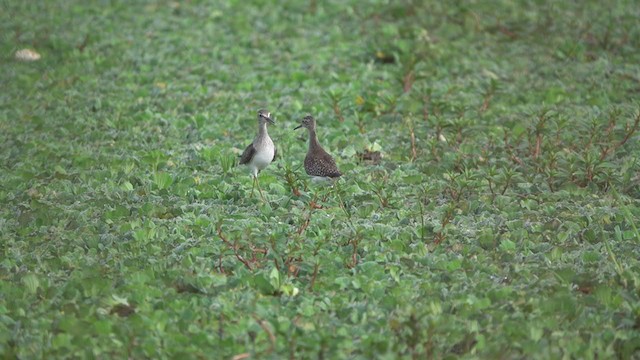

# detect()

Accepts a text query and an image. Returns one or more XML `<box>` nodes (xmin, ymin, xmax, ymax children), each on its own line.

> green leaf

<box><xmin>252</xmin><ymin>274</ymin><xmax>275</xmax><ymax>295</ymax></box>
<box><xmin>22</xmin><ymin>274</ymin><xmax>40</xmax><ymax>294</ymax></box>
<box><xmin>121</xmin><ymin>181</ymin><xmax>134</xmax><ymax>191</ymax></box>
<box><xmin>269</xmin><ymin>267</ymin><xmax>280</xmax><ymax>290</ymax></box>
<box><xmin>54</xmin><ymin>165</ymin><xmax>68</xmax><ymax>175</ymax></box>
<box><xmin>499</xmin><ymin>239</ymin><xmax>516</xmax><ymax>252</ymax></box>
<box><xmin>153</xmin><ymin>172</ymin><xmax>173</xmax><ymax>190</ymax></box>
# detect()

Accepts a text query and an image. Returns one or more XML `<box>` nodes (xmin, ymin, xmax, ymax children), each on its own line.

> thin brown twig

<box><xmin>351</xmin><ymin>238</ymin><xmax>359</xmax><ymax>267</ymax></box>
<box><xmin>309</xmin><ymin>263</ymin><xmax>320</xmax><ymax>292</ymax></box>
<box><xmin>250</xmin><ymin>246</ymin><xmax>268</xmax><ymax>254</ymax></box>
<box><xmin>422</xmin><ymin>95</ymin><xmax>430</xmax><ymax>122</ymax></box>
<box><xmin>599</xmin><ymin>111</ymin><xmax>640</xmax><ymax>161</ymax></box>
<box><xmin>297</xmin><ymin>211</ymin><xmax>312</xmax><ymax>235</ymax></box>
<box><xmin>532</xmin><ymin>111</ymin><xmax>548</xmax><ymax>160</ymax></box>
<box><xmin>332</xmin><ymin>101</ymin><xmax>344</xmax><ymax>122</ymax></box>
<box><xmin>617</xmin><ymin>112</ymin><xmax>640</xmax><ymax>147</ymax></box>
<box><xmin>288</xmin><ymin>262</ymin><xmax>300</xmax><ymax>277</ymax></box>
<box><xmin>433</xmin><ymin>210</ymin><xmax>453</xmax><ymax>245</ymax></box>
<box><xmin>479</xmin><ymin>93</ymin><xmax>492</xmax><ymax>113</ymax></box>
<box><xmin>218</xmin><ymin>226</ymin><xmax>253</xmax><ymax>270</ymax></box>
<box><xmin>252</xmin><ymin>315</ymin><xmax>276</xmax><ymax>354</ymax></box>
<box><xmin>298</xmin><ymin>194</ymin><xmax>320</xmax><ymax>235</ymax></box>
<box><xmin>498</xmin><ymin>24</ymin><xmax>517</xmax><ymax>39</ymax></box>
<box><xmin>372</xmin><ymin>188</ymin><xmax>388</xmax><ymax>208</ymax></box>
<box><xmin>285</xmin><ymin>170</ymin><xmax>301</xmax><ymax>196</ymax></box>
<box><xmin>403</xmin><ymin>70</ymin><xmax>415</xmax><ymax>93</ymax></box>
<box><xmin>409</xmin><ymin>121</ymin><xmax>417</xmax><ymax>161</ymax></box>
<box><xmin>534</xmin><ymin>132</ymin><xmax>542</xmax><ymax>159</ymax></box>
<box><xmin>503</xmin><ymin>130</ymin><xmax>524</xmax><ymax>166</ymax></box>
<box><xmin>77</xmin><ymin>34</ymin><xmax>90</xmax><ymax>52</ymax></box>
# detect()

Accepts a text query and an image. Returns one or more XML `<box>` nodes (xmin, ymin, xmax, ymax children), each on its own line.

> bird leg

<box><xmin>250</xmin><ymin>176</ymin><xmax>257</xmax><ymax>198</ymax></box>
<box><xmin>256</xmin><ymin>177</ymin><xmax>266</xmax><ymax>202</ymax></box>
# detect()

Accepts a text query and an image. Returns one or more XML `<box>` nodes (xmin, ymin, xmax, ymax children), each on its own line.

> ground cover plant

<box><xmin>1</xmin><ymin>0</ymin><xmax>640</xmax><ymax>358</ymax></box>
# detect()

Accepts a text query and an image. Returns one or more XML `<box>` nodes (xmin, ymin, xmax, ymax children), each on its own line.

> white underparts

<box><xmin>249</xmin><ymin>145</ymin><xmax>275</xmax><ymax>177</ymax></box>
<box><xmin>248</xmin><ymin>123</ymin><xmax>275</xmax><ymax>178</ymax></box>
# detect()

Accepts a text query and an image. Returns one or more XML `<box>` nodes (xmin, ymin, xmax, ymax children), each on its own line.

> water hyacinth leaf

<box><xmin>154</xmin><ymin>172</ymin><xmax>174</xmax><ymax>190</ymax></box>
<box><xmin>22</xmin><ymin>274</ymin><xmax>40</xmax><ymax>294</ymax></box>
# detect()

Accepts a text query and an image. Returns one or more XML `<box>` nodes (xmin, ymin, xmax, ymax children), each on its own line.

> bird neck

<box><xmin>308</xmin><ymin>128</ymin><xmax>321</xmax><ymax>151</ymax></box>
<box><xmin>258</xmin><ymin>122</ymin><xmax>269</xmax><ymax>138</ymax></box>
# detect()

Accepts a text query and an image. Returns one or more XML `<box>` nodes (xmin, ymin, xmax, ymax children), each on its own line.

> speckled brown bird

<box><xmin>294</xmin><ymin>115</ymin><xmax>341</xmax><ymax>182</ymax></box>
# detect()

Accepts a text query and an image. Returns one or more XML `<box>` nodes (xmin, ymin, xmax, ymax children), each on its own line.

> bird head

<box><xmin>257</xmin><ymin>109</ymin><xmax>274</xmax><ymax>125</ymax></box>
<box><xmin>294</xmin><ymin>115</ymin><xmax>315</xmax><ymax>131</ymax></box>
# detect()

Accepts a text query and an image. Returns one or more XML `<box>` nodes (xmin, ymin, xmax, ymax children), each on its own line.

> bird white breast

<box><xmin>251</xmin><ymin>147</ymin><xmax>275</xmax><ymax>171</ymax></box>
<box><xmin>247</xmin><ymin>134</ymin><xmax>275</xmax><ymax>177</ymax></box>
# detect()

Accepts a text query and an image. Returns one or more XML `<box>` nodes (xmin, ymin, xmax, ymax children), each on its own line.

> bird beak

<box><xmin>294</xmin><ymin>125</ymin><xmax>302</xmax><ymax>130</ymax></box>
<box><xmin>266</xmin><ymin>117</ymin><xmax>275</xmax><ymax>125</ymax></box>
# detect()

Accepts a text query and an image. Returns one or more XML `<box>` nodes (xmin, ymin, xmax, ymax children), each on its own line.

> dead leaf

<box><xmin>15</xmin><ymin>49</ymin><xmax>41</xmax><ymax>61</ymax></box>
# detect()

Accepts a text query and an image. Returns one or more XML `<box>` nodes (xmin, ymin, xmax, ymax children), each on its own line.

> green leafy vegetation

<box><xmin>2</xmin><ymin>0</ymin><xmax>640</xmax><ymax>358</ymax></box>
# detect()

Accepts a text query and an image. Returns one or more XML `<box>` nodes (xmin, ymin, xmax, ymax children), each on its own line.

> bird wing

<box><xmin>272</xmin><ymin>146</ymin><xmax>278</xmax><ymax>162</ymax></box>
<box><xmin>320</xmin><ymin>151</ymin><xmax>342</xmax><ymax>177</ymax></box>
<box><xmin>305</xmin><ymin>151</ymin><xmax>342</xmax><ymax>178</ymax></box>
<box><xmin>239</xmin><ymin>143</ymin><xmax>256</xmax><ymax>165</ymax></box>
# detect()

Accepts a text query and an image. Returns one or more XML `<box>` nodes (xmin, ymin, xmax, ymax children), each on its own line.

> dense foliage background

<box><xmin>2</xmin><ymin>0</ymin><xmax>639</xmax><ymax>358</ymax></box>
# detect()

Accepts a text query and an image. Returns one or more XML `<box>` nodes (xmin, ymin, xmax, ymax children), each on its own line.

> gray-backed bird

<box><xmin>240</xmin><ymin>109</ymin><xmax>276</xmax><ymax>199</ymax></box>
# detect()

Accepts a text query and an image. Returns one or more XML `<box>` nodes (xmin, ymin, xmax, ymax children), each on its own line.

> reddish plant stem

<box><xmin>309</xmin><ymin>263</ymin><xmax>320</xmax><ymax>292</ymax></box>
<box><xmin>599</xmin><ymin>111</ymin><xmax>640</xmax><ymax>161</ymax></box>
<box><xmin>409</xmin><ymin>122</ymin><xmax>417</xmax><ymax>161</ymax></box>
<box><xmin>351</xmin><ymin>238</ymin><xmax>359</xmax><ymax>267</ymax></box>
<box><xmin>346</xmin><ymin>237</ymin><xmax>360</xmax><ymax>268</ymax></box>
<box><xmin>297</xmin><ymin>212</ymin><xmax>312</xmax><ymax>235</ymax></box>
<box><xmin>533</xmin><ymin>133</ymin><xmax>541</xmax><ymax>159</ymax></box>
<box><xmin>251</xmin><ymin>315</ymin><xmax>276</xmax><ymax>355</ymax></box>
<box><xmin>218</xmin><ymin>226</ymin><xmax>253</xmax><ymax>271</ymax></box>
<box><xmin>333</xmin><ymin>101</ymin><xmax>344</xmax><ymax>122</ymax></box>
<box><xmin>403</xmin><ymin>70</ymin><xmax>415</xmax><ymax>93</ymax></box>
<box><xmin>480</xmin><ymin>93</ymin><xmax>492</xmax><ymax>113</ymax></box>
